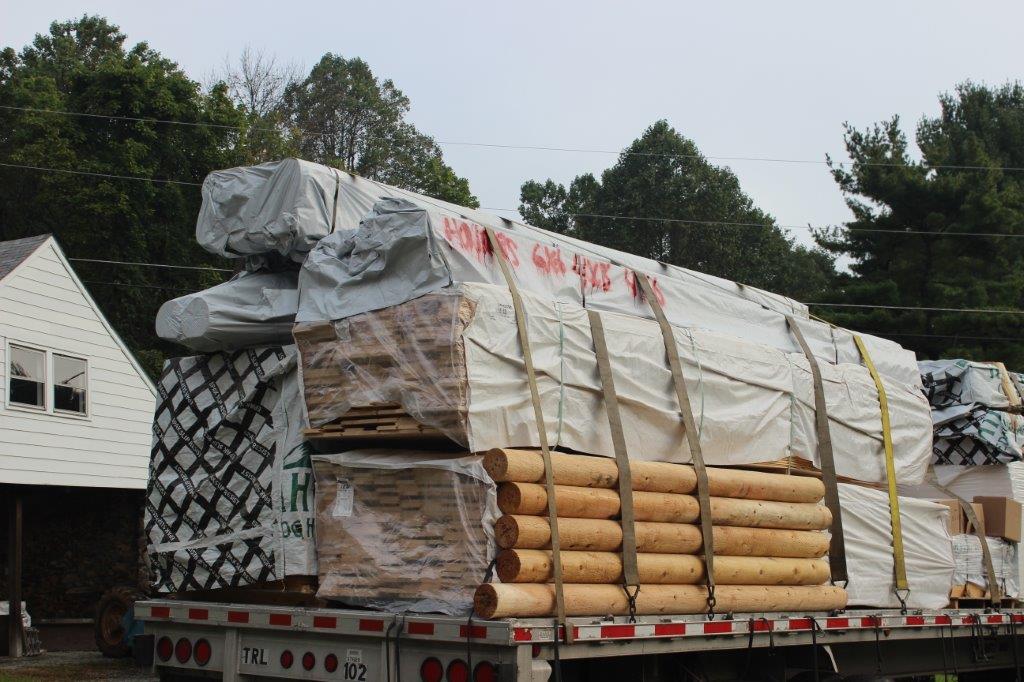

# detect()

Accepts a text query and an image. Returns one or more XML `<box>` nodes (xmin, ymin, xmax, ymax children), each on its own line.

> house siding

<box><xmin>0</xmin><ymin>241</ymin><xmax>156</xmax><ymax>488</ymax></box>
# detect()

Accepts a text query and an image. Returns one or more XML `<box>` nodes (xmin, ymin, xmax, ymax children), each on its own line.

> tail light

<box><xmin>280</xmin><ymin>650</ymin><xmax>294</xmax><ymax>669</ymax></box>
<box><xmin>174</xmin><ymin>638</ymin><xmax>192</xmax><ymax>664</ymax></box>
<box><xmin>302</xmin><ymin>652</ymin><xmax>316</xmax><ymax>671</ymax></box>
<box><xmin>420</xmin><ymin>657</ymin><xmax>444</xmax><ymax>682</ymax></box>
<box><xmin>447</xmin><ymin>659</ymin><xmax>470</xmax><ymax>682</ymax></box>
<box><xmin>325</xmin><ymin>653</ymin><xmax>339</xmax><ymax>673</ymax></box>
<box><xmin>473</xmin><ymin>661</ymin><xmax>498</xmax><ymax>682</ymax></box>
<box><xmin>193</xmin><ymin>639</ymin><xmax>212</xmax><ymax>666</ymax></box>
<box><xmin>156</xmin><ymin>636</ymin><xmax>173</xmax><ymax>662</ymax></box>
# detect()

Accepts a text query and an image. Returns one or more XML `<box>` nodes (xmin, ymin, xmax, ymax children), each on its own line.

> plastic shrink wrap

<box><xmin>839</xmin><ymin>483</ymin><xmax>954</xmax><ymax>610</ymax></box>
<box><xmin>146</xmin><ymin>346</ymin><xmax>316</xmax><ymax>592</ymax></box>
<box><xmin>294</xmin><ymin>282</ymin><xmax>934</xmax><ymax>485</ymax></box>
<box><xmin>312</xmin><ymin>451</ymin><xmax>498</xmax><ymax>615</ymax></box>
<box><xmin>952</xmin><ymin>535</ymin><xmax>1019</xmax><ymax>599</ymax></box>
<box><xmin>155</xmin><ymin>270</ymin><xmax>298</xmax><ymax>352</ymax></box>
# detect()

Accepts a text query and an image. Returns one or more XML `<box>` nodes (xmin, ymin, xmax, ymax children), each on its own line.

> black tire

<box><xmin>95</xmin><ymin>585</ymin><xmax>143</xmax><ymax>658</ymax></box>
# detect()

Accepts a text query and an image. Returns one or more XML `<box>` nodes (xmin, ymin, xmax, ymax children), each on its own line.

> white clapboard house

<box><xmin>0</xmin><ymin>234</ymin><xmax>156</xmax><ymax>655</ymax></box>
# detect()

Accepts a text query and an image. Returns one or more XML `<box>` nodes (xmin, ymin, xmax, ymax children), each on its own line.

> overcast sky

<box><xmin>5</xmin><ymin>1</ymin><xmax>1023</xmax><ymax>249</ymax></box>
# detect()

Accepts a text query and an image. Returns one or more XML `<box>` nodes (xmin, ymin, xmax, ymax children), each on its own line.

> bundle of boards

<box><xmin>475</xmin><ymin>449</ymin><xmax>846</xmax><ymax>618</ymax></box>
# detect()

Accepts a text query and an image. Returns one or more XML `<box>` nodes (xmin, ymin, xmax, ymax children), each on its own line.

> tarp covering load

<box><xmin>839</xmin><ymin>483</ymin><xmax>954</xmax><ymax>609</ymax></box>
<box><xmin>294</xmin><ymin>196</ymin><xmax>920</xmax><ymax>387</ymax></box>
<box><xmin>920</xmin><ymin>359</ymin><xmax>1024</xmax><ymax>464</ymax></box>
<box><xmin>155</xmin><ymin>271</ymin><xmax>299</xmax><ymax>352</ymax></box>
<box><xmin>146</xmin><ymin>346</ymin><xmax>316</xmax><ymax>592</ymax></box>
<box><xmin>312</xmin><ymin>450</ymin><xmax>498</xmax><ymax>615</ymax></box>
<box><xmin>295</xmin><ymin>282</ymin><xmax>933</xmax><ymax>485</ymax></box>
<box><xmin>196</xmin><ymin>159</ymin><xmax>381</xmax><ymax>262</ymax></box>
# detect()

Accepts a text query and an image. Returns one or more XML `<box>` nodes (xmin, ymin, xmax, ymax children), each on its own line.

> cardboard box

<box><xmin>938</xmin><ymin>499</ymin><xmax>986</xmax><ymax>535</ymax></box>
<box><xmin>972</xmin><ymin>496</ymin><xmax>1022</xmax><ymax>542</ymax></box>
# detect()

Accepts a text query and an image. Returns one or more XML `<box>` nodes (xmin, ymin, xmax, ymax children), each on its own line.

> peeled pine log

<box><xmin>474</xmin><ymin>583</ymin><xmax>847</xmax><ymax>619</ymax></box>
<box><xmin>484</xmin><ymin>448</ymin><xmax>824</xmax><ymax>503</ymax></box>
<box><xmin>497</xmin><ymin>482</ymin><xmax>832</xmax><ymax>530</ymax></box>
<box><xmin>495</xmin><ymin>516</ymin><xmax>830</xmax><ymax>558</ymax></box>
<box><xmin>497</xmin><ymin>549</ymin><xmax>830</xmax><ymax>585</ymax></box>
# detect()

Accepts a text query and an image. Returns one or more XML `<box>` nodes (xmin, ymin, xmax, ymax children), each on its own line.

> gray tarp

<box><xmin>155</xmin><ymin>270</ymin><xmax>298</xmax><ymax>352</ymax></box>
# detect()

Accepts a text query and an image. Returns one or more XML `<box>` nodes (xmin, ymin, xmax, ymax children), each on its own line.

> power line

<box><xmin>0</xmin><ymin>161</ymin><xmax>201</xmax><ymax>186</ymax></box>
<box><xmin>5</xmin><ymin>104</ymin><xmax>1024</xmax><ymax>173</ymax></box>
<box><xmin>82</xmin><ymin>279</ymin><xmax>194</xmax><ymax>292</ymax></box>
<box><xmin>483</xmin><ymin>206</ymin><xmax>1024</xmax><ymax>239</ymax></box>
<box><xmin>6</xmin><ymin>160</ymin><xmax>1024</xmax><ymax>241</ymax></box>
<box><xmin>863</xmin><ymin>331</ymin><xmax>1024</xmax><ymax>342</ymax></box>
<box><xmin>69</xmin><ymin>257</ymin><xmax>233</xmax><ymax>273</ymax></box>
<box><xmin>808</xmin><ymin>302</ymin><xmax>1024</xmax><ymax>315</ymax></box>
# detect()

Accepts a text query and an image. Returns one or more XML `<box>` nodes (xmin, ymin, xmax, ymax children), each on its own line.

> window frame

<box><xmin>52</xmin><ymin>352</ymin><xmax>89</xmax><ymax>417</ymax></box>
<box><xmin>4</xmin><ymin>340</ymin><xmax>90</xmax><ymax>419</ymax></box>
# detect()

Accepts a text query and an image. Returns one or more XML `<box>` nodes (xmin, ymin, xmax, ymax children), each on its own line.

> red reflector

<box><xmin>228</xmin><ymin>611</ymin><xmax>249</xmax><ymax>623</ymax></box>
<box><xmin>447</xmin><ymin>658</ymin><xmax>470</xmax><ymax>682</ymax></box>
<box><xmin>269</xmin><ymin>613</ymin><xmax>292</xmax><ymax>626</ymax></box>
<box><xmin>150</xmin><ymin>606</ymin><xmax>170</xmax><ymax>618</ymax></box>
<box><xmin>156</xmin><ymin>636</ymin><xmax>173</xmax><ymax>662</ymax></box>
<box><xmin>188</xmin><ymin>608</ymin><xmax>209</xmax><ymax>620</ymax></box>
<box><xmin>325</xmin><ymin>653</ymin><xmax>339</xmax><ymax>673</ymax></box>
<box><xmin>408</xmin><ymin>621</ymin><xmax>435</xmax><ymax>635</ymax></box>
<box><xmin>359</xmin><ymin>618</ymin><xmax>385</xmax><ymax>632</ymax></box>
<box><xmin>174</xmin><ymin>638</ymin><xmax>192</xmax><ymax>664</ymax></box>
<box><xmin>193</xmin><ymin>639</ymin><xmax>212</xmax><ymax>666</ymax></box>
<box><xmin>420</xmin><ymin>657</ymin><xmax>444</xmax><ymax>682</ymax></box>
<box><xmin>302</xmin><ymin>652</ymin><xmax>316</xmax><ymax>671</ymax></box>
<box><xmin>314</xmin><ymin>616</ymin><xmax>337</xmax><ymax>629</ymax></box>
<box><xmin>473</xmin><ymin>661</ymin><xmax>498</xmax><ymax>682</ymax></box>
<box><xmin>280</xmin><ymin>650</ymin><xmax>294</xmax><ymax>669</ymax></box>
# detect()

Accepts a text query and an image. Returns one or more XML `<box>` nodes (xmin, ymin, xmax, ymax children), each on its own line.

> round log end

<box><xmin>495</xmin><ymin>550</ymin><xmax>522</xmax><ymax>583</ymax></box>
<box><xmin>496</xmin><ymin>483</ymin><xmax>523</xmax><ymax>514</ymax></box>
<box><xmin>494</xmin><ymin>515</ymin><xmax>521</xmax><ymax>549</ymax></box>
<box><xmin>474</xmin><ymin>583</ymin><xmax>501</xmax><ymax>619</ymax></box>
<box><xmin>482</xmin><ymin>449</ymin><xmax>509</xmax><ymax>482</ymax></box>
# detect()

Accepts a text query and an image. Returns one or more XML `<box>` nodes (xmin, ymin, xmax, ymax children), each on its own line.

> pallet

<box><xmin>949</xmin><ymin>583</ymin><xmax>1020</xmax><ymax>609</ymax></box>
<box><xmin>164</xmin><ymin>576</ymin><xmax>322</xmax><ymax>607</ymax></box>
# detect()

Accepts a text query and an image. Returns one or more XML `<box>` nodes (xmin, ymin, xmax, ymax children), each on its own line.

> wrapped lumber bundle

<box><xmin>838</xmin><ymin>483</ymin><xmax>954</xmax><ymax>610</ymax></box>
<box><xmin>473</xmin><ymin>449</ymin><xmax>846</xmax><ymax>618</ymax></box>
<box><xmin>295</xmin><ymin>282</ymin><xmax>932</xmax><ymax>486</ymax></box>
<box><xmin>919</xmin><ymin>359</ymin><xmax>1024</xmax><ymax>464</ymax></box>
<box><xmin>952</xmin><ymin>534</ymin><xmax>1019</xmax><ymax>600</ymax></box>
<box><xmin>146</xmin><ymin>346</ymin><xmax>316</xmax><ymax>592</ymax></box>
<box><xmin>311</xmin><ymin>450</ymin><xmax>498</xmax><ymax>615</ymax></box>
<box><xmin>155</xmin><ymin>270</ymin><xmax>299</xmax><ymax>352</ymax></box>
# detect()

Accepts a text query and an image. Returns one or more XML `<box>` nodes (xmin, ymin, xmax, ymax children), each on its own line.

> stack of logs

<box><xmin>474</xmin><ymin>449</ymin><xmax>847</xmax><ymax>619</ymax></box>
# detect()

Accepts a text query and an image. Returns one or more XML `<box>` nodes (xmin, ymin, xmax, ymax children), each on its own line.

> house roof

<box><xmin>0</xmin><ymin>233</ymin><xmax>52</xmax><ymax>283</ymax></box>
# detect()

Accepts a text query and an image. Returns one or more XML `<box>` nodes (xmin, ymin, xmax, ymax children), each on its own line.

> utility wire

<box><xmin>4</xmin><ymin>104</ymin><xmax>1024</xmax><ymax>173</ymax></box>
<box><xmin>0</xmin><ymin>161</ymin><xmax>202</xmax><ymax>186</ymax></box>
<box><xmin>69</xmin><ymin>257</ymin><xmax>233</xmax><ymax>273</ymax></box>
<box><xmin>6</xmin><ymin>160</ymin><xmax>1024</xmax><ymax>240</ymax></box>
<box><xmin>860</xmin><ymin>331</ymin><xmax>1024</xmax><ymax>343</ymax></box>
<box><xmin>82</xmin><ymin>279</ymin><xmax>195</xmax><ymax>292</ymax></box>
<box><xmin>809</xmin><ymin>302</ymin><xmax>1024</xmax><ymax>315</ymax></box>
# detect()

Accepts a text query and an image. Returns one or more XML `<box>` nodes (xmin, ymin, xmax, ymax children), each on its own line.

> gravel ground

<box><xmin>0</xmin><ymin>652</ymin><xmax>157</xmax><ymax>681</ymax></box>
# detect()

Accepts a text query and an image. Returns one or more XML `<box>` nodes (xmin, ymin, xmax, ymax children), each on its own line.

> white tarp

<box><xmin>155</xmin><ymin>270</ymin><xmax>299</xmax><ymax>352</ymax></box>
<box><xmin>952</xmin><ymin>534</ymin><xmax>1019</xmax><ymax>598</ymax></box>
<box><xmin>197</xmin><ymin>160</ymin><xmax>920</xmax><ymax>387</ymax></box>
<box><xmin>839</xmin><ymin>483</ymin><xmax>954</xmax><ymax>609</ymax></box>
<box><xmin>298</xmin><ymin>282</ymin><xmax>934</xmax><ymax>484</ymax></box>
<box><xmin>920</xmin><ymin>359</ymin><xmax>1019</xmax><ymax>409</ymax></box>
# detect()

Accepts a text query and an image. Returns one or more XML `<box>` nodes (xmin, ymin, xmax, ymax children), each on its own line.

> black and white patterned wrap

<box><xmin>145</xmin><ymin>345</ymin><xmax>316</xmax><ymax>592</ymax></box>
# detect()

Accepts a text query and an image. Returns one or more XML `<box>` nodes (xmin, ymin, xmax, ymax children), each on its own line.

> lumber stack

<box><xmin>474</xmin><ymin>449</ymin><xmax>847</xmax><ymax>618</ymax></box>
<box><xmin>294</xmin><ymin>293</ymin><xmax>475</xmax><ymax>436</ymax></box>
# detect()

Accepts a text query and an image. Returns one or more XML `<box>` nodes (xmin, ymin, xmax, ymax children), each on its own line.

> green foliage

<box><xmin>0</xmin><ymin>15</ymin><xmax>241</xmax><ymax>374</ymax></box>
<box><xmin>519</xmin><ymin>121</ymin><xmax>836</xmax><ymax>300</ymax></box>
<box><xmin>818</xmin><ymin>82</ymin><xmax>1024</xmax><ymax>366</ymax></box>
<box><xmin>283</xmin><ymin>54</ymin><xmax>477</xmax><ymax>207</ymax></box>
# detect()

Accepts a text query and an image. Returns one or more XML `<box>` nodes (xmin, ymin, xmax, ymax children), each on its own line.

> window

<box><xmin>53</xmin><ymin>354</ymin><xmax>87</xmax><ymax>414</ymax></box>
<box><xmin>9</xmin><ymin>345</ymin><xmax>45</xmax><ymax>408</ymax></box>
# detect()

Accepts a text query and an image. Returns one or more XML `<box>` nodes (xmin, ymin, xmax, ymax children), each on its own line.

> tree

<box><xmin>519</xmin><ymin>121</ymin><xmax>835</xmax><ymax>300</ymax></box>
<box><xmin>215</xmin><ymin>46</ymin><xmax>299</xmax><ymax>163</ymax></box>
<box><xmin>283</xmin><ymin>54</ymin><xmax>477</xmax><ymax>206</ymax></box>
<box><xmin>817</xmin><ymin>82</ymin><xmax>1024</xmax><ymax>366</ymax></box>
<box><xmin>0</xmin><ymin>16</ymin><xmax>241</xmax><ymax>376</ymax></box>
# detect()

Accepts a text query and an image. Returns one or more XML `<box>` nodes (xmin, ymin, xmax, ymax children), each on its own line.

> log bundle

<box><xmin>475</xmin><ymin>448</ymin><xmax>845</xmax><ymax>618</ymax></box>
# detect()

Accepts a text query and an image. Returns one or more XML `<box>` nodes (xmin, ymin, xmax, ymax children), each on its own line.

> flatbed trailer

<box><xmin>138</xmin><ymin>599</ymin><xmax>1024</xmax><ymax>681</ymax></box>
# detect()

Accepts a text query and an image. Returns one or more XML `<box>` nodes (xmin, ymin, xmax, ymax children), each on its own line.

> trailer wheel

<box><xmin>95</xmin><ymin>586</ymin><xmax>143</xmax><ymax>658</ymax></box>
